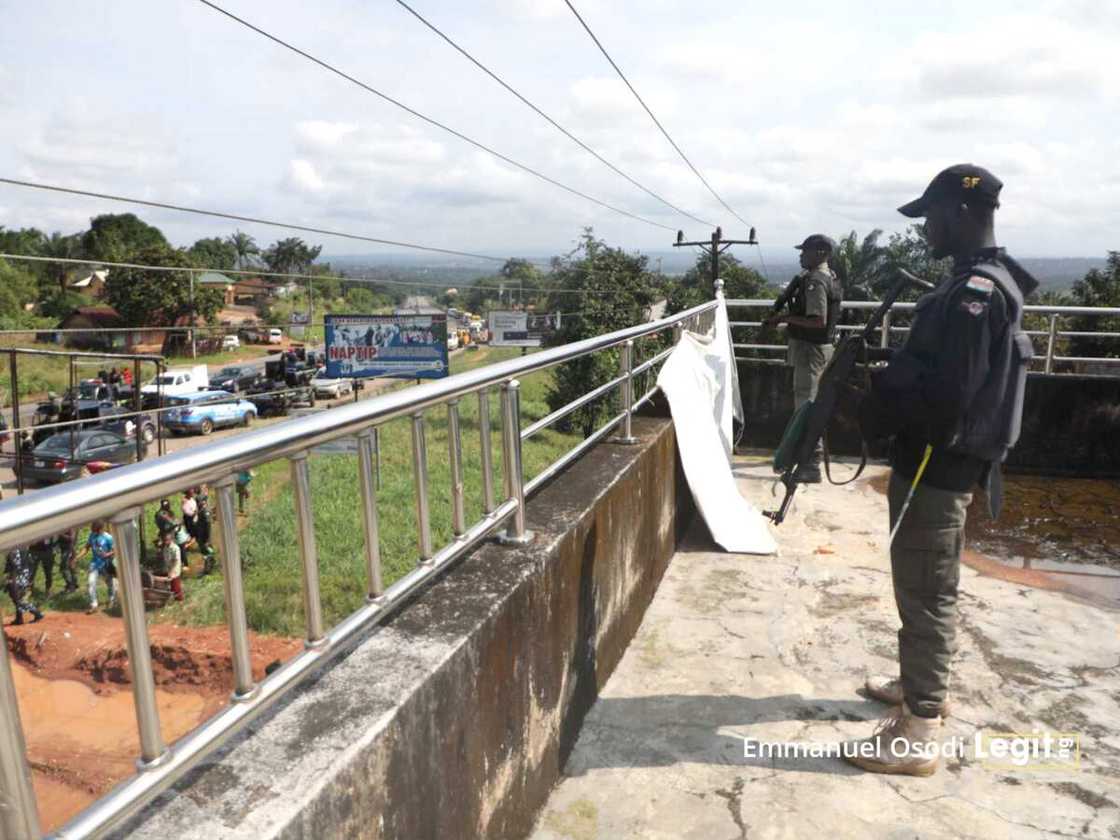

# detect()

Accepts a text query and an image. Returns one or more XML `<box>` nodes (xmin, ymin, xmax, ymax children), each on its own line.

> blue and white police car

<box><xmin>163</xmin><ymin>390</ymin><xmax>257</xmax><ymax>436</ymax></box>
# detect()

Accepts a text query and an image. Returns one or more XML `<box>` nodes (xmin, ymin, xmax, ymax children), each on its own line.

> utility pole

<box><xmin>672</xmin><ymin>226</ymin><xmax>759</xmax><ymax>295</ymax></box>
<box><xmin>189</xmin><ymin>270</ymin><xmax>197</xmax><ymax>359</ymax></box>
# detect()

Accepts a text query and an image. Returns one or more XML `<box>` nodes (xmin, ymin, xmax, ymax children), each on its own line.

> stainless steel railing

<box><xmin>0</xmin><ymin>297</ymin><xmax>719</xmax><ymax>840</ymax></box>
<box><xmin>726</xmin><ymin>298</ymin><xmax>1120</xmax><ymax>373</ymax></box>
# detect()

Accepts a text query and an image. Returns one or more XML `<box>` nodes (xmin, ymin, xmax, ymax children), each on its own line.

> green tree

<box><xmin>665</xmin><ymin>251</ymin><xmax>766</xmax><ymax>317</ymax></box>
<box><xmin>105</xmin><ymin>247</ymin><xmax>223</xmax><ymax>327</ymax></box>
<box><xmin>0</xmin><ymin>259</ymin><xmax>46</xmax><ymax>328</ymax></box>
<box><xmin>344</xmin><ymin>286</ymin><xmax>378</xmax><ymax>312</ymax></box>
<box><xmin>262</xmin><ymin>237</ymin><xmax>322</xmax><ymax>274</ymax></box>
<box><xmin>82</xmin><ymin>213</ymin><xmax>168</xmax><ymax>262</ymax></box>
<box><xmin>880</xmin><ymin>224</ymin><xmax>952</xmax><ymax>293</ymax></box>
<box><xmin>833</xmin><ymin>229</ymin><xmax>888</xmax><ymax>298</ymax></box>
<box><xmin>545</xmin><ymin>230</ymin><xmax>659</xmax><ymax>436</ymax></box>
<box><xmin>188</xmin><ymin>236</ymin><xmax>238</xmax><ymax>270</ymax></box>
<box><xmin>0</xmin><ymin>226</ymin><xmax>47</xmax><ymax>255</ymax></box>
<box><xmin>227</xmin><ymin>229</ymin><xmax>260</xmax><ymax>270</ymax></box>
<box><xmin>38</xmin><ymin>231</ymin><xmax>82</xmax><ymax>294</ymax></box>
<box><xmin>1068</xmin><ymin>252</ymin><xmax>1120</xmax><ymax>359</ymax></box>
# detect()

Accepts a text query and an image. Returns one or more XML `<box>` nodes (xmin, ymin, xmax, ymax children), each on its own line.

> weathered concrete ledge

<box><xmin>115</xmin><ymin>415</ymin><xmax>692</xmax><ymax>840</ymax></box>
<box><xmin>736</xmin><ymin>361</ymin><xmax>1120</xmax><ymax>477</ymax></box>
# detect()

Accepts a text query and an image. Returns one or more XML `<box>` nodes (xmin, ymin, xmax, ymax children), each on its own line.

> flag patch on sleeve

<box><xmin>965</xmin><ymin>275</ymin><xmax>994</xmax><ymax>295</ymax></box>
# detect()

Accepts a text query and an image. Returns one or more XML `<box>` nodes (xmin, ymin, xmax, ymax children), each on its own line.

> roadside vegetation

<box><xmin>155</xmin><ymin>346</ymin><xmax>578</xmax><ymax>636</ymax></box>
<box><xmin>11</xmin><ymin>347</ymin><xmax>583</xmax><ymax>637</ymax></box>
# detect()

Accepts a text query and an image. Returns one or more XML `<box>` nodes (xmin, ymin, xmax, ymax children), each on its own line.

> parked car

<box><xmin>211</xmin><ymin>365</ymin><xmax>261</xmax><ymax>394</ymax></box>
<box><xmin>268</xmin><ymin>328</ymin><xmax>284</xmax><ymax>344</ymax></box>
<box><xmin>221</xmin><ymin>334</ymin><xmax>241</xmax><ymax>351</ymax></box>
<box><xmin>163</xmin><ymin>390</ymin><xmax>257</xmax><ymax>436</ymax></box>
<box><xmin>93</xmin><ymin>405</ymin><xmax>157</xmax><ymax>444</ymax></box>
<box><xmin>140</xmin><ymin>365</ymin><xmax>210</xmax><ymax>405</ymax></box>
<box><xmin>23</xmin><ymin>429</ymin><xmax>144</xmax><ymax>484</ymax></box>
<box><xmin>310</xmin><ymin>369</ymin><xmax>354</xmax><ymax>399</ymax></box>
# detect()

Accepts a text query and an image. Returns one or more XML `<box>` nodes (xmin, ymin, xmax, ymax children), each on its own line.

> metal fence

<box><xmin>0</xmin><ymin>298</ymin><xmax>719</xmax><ymax>839</ymax></box>
<box><xmin>726</xmin><ymin>299</ymin><xmax>1120</xmax><ymax>373</ymax></box>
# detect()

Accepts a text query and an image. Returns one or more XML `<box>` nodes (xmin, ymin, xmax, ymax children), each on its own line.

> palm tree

<box><xmin>833</xmin><ymin>229</ymin><xmax>887</xmax><ymax>300</ymax></box>
<box><xmin>227</xmin><ymin>230</ymin><xmax>260</xmax><ymax>271</ymax></box>
<box><xmin>39</xmin><ymin>231</ymin><xmax>82</xmax><ymax>293</ymax></box>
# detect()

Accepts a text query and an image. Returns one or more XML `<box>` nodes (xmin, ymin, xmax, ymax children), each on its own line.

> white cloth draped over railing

<box><xmin>657</xmin><ymin>298</ymin><xmax>777</xmax><ymax>555</ymax></box>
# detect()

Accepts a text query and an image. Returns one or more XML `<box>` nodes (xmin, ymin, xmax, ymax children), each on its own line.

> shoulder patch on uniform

<box><xmin>965</xmin><ymin>275</ymin><xmax>994</xmax><ymax>295</ymax></box>
<box><xmin>961</xmin><ymin>299</ymin><xmax>987</xmax><ymax>317</ymax></box>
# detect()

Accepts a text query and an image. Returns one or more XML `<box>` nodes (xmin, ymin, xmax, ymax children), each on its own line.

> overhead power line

<box><xmin>562</xmin><ymin>0</ymin><xmax>752</xmax><ymax>230</ymax></box>
<box><xmin>0</xmin><ymin>177</ymin><xmax>505</xmax><ymax>262</ymax></box>
<box><xmin>0</xmin><ymin>252</ymin><xmax>653</xmax><ymax>296</ymax></box>
<box><xmin>197</xmin><ymin>0</ymin><xmax>675</xmax><ymax>232</ymax></box>
<box><xmin>392</xmin><ymin>0</ymin><xmax>713</xmax><ymax>230</ymax></box>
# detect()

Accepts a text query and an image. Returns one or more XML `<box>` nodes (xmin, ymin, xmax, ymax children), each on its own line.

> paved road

<box><xmin>0</xmin><ymin>345</ymin><xmax>316</xmax><ymax>429</ymax></box>
<box><xmin>0</xmin><ymin>372</ymin><xmax>382</xmax><ymax>501</ymax></box>
<box><xmin>0</xmin><ymin>344</ymin><xmax>459</xmax><ymax>501</ymax></box>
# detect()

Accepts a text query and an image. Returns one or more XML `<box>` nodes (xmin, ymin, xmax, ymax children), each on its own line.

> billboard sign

<box><xmin>488</xmin><ymin>311</ymin><xmax>561</xmax><ymax>348</ymax></box>
<box><xmin>324</xmin><ymin>314</ymin><xmax>449</xmax><ymax>380</ymax></box>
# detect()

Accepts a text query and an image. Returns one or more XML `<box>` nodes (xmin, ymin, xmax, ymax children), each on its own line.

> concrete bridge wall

<box><xmin>118</xmin><ymin>414</ymin><xmax>692</xmax><ymax>840</ymax></box>
<box><xmin>736</xmin><ymin>361</ymin><xmax>1120</xmax><ymax>477</ymax></box>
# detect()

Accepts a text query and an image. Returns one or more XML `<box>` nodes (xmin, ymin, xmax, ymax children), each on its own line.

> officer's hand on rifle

<box><xmin>762</xmin><ymin>313</ymin><xmax>785</xmax><ymax>329</ymax></box>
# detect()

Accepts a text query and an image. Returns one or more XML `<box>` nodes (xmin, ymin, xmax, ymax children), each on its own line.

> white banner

<box><xmin>657</xmin><ymin>301</ymin><xmax>777</xmax><ymax>555</ymax></box>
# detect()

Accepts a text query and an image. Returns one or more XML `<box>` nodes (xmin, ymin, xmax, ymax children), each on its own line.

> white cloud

<box><xmin>0</xmin><ymin>1</ymin><xmax>1117</xmax><ymax>257</ymax></box>
<box><xmin>288</xmin><ymin>159</ymin><xmax>326</xmax><ymax>193</ymax></box>
<box><xmin>295</xmin><ymin>121</ymin><xmax>358</xmax><ymax>149</ymax></box>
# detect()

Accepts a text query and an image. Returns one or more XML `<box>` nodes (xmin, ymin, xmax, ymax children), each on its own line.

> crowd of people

<box><xmin>2</xmin><ymin>476</ymin><xmax>256</xmax><ymax>624</ymax></box>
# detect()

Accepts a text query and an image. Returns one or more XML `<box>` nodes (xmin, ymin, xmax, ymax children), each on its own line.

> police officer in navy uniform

<box><xmin>845</xmin><ymin>164</ymin><xmax>1037</xmax><ymax>776</ymax></box>
<box><xmin>764</xmin><ymin>234</ymin><xmax>842</xmax><ymax>482</ymax></box>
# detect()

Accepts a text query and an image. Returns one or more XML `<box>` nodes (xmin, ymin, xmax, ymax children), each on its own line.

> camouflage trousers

<box><xmin>888</xmin><ymin>471</ymin><xmax>972</xmax><ymax>719</ymax></box>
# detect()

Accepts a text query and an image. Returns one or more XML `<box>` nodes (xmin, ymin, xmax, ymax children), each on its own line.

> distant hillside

<box><xmin>1017</xmin><ymin>258</ymin><xmax>1106</xmax><ymax>292</ymax></box>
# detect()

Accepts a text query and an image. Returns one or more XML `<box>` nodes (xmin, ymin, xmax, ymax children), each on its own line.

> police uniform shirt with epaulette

<box><xmin>870</xmin><ymin>248</ymin><xmax>1035</xmax><ymax>492</ymax></box>
<box><xmin>788</xmin><ymin>264</ymin><xmax>840</xmax><ymax>345</ymax></box>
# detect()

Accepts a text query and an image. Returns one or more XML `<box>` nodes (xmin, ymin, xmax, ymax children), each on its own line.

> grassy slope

<box><xmin>155</xmin><ymin>346</ymin><xmax>583</xmax><ymax>636</ymax></box>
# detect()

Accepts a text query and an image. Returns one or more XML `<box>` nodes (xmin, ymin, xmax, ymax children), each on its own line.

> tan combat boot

<box><xmin>864</xmin><ymin>675</ymin><xmax>951</xmax><ymax>719</ymax></box>
<box><xmin>843</xmin><ymin>703</ymin><xmax>941</xmax><ymax>777</ymax></box>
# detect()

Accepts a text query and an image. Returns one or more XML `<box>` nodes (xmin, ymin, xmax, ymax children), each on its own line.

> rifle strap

<box><xmin>823</xmin><ymin>434</ymin><xmax>868</xmax><ymax>486</ymax></box>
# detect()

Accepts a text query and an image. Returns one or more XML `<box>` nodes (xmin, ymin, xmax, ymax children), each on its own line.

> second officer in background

<box><xmin>764</xmin><ymin>234</ymin><xmax>842</xmax><ymax>482</ymax></box>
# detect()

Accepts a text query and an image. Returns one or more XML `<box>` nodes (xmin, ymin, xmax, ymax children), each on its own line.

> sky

<box><xmin>1</xmin><ymin>0</ymin><xmax>1118</xmax><ymax>268</ymax></box>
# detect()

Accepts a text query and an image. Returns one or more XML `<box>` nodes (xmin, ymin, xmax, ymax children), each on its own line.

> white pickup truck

<box><xmin>141</xmin><ymin>364</ymin><xmax>210</xmax><ymax>401</ymax></box>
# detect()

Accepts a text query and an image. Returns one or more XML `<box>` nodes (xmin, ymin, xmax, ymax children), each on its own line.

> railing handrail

<box><xmin>0</xmin><ymin>296</ymin><xmax>723</xmax><ymax>840</ymax></box>
<box><xmin>725</xmin><ymin>298</ymin><xmax>1120</xmax><ymax>317</ymax></box>
<box><xmin>0</xmin><ymin>297</ymin><xmax>717</xmax><ymax>555</ymax></box>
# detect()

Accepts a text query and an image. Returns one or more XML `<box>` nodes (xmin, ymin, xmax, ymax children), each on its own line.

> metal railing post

<box><xmin>357</xmin><ymin>429</ymin><xmax>384</xmax><ymax>601</ymax></box>
<box><xmin>616</xmin><ymin>339</ymin><xmax>639</xmax><ymax>445</ymax></box>
<box><xmin>109</xmin><ymin>509</ymin><xmax>171</xmax><ymax>768</ymax></box>
<box><xmin>447</xmin><ymin>400</ymin><xmax>466</xmax><ymax>537</ymax></box>
<box><xmin>411</xmin><ymin>412</ymin><xmax>433</xmax><ymax>563</ymax></box>
<box><xmin>0</xmin><ymin>638</ymin><xmax>39</xmax><ymax>840</ymax></box>
<box><xmin>497</xmin><ymin>380</ymin><xmax>533</xmax><ymax>545</ymax></box>
<box><xmin>290</xmin><ymin>452</ymin><xmax>326</xmax><ymax>647</ymax></box>
<box><xmin>479</xmin><ymin>389</ymin><xmax>496</xmax><ymax>515</ymax></box>
<box><xmin>212</xmin><ymin>477</ymin><xmax>256</xmax><ymax>700</ymax></box>
<box><xmin>880</xmin><ymin>310</ymin><xmax>892</xmax><ymax>349</ymax></box>
<box><xmin>1045</xmin><ymin>313</ymin><xmax>1059</xmax><ymax>374</ymax></box>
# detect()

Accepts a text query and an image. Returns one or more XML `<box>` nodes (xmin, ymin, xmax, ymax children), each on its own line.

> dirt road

<box><xmin>6</xmin><ymin>612</ymin><xmax>301</xmax><ymax>833</ymax></box>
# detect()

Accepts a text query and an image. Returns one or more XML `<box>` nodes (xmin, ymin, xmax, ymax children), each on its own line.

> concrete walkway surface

<box><xmin>531</xmin><ymin>458</ymin><xmax>1120</xmax><ymax>840</ymax></box>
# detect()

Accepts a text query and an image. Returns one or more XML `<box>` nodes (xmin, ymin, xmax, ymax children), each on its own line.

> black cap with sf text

<box><xmin>898</xmin><ymin>164</ymin><xmax>1003</xmax><ymax>218</ymax></box>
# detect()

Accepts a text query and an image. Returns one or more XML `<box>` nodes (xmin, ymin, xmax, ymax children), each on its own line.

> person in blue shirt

<box><xmin>77</xmin><ymin>521</ymin><xmax>118</xmax><ymax>613</ymax></box>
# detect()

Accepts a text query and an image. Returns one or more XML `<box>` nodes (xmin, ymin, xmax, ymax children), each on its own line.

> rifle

<box><xmin>764</xmin><ymin>269</ymin><xmax>934</xmax><ymax>524</ymax></box>
<box><xmin>771</xmin><ymin>276</ymin><xmax>800</xmax><ymax>314</ymax></box>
